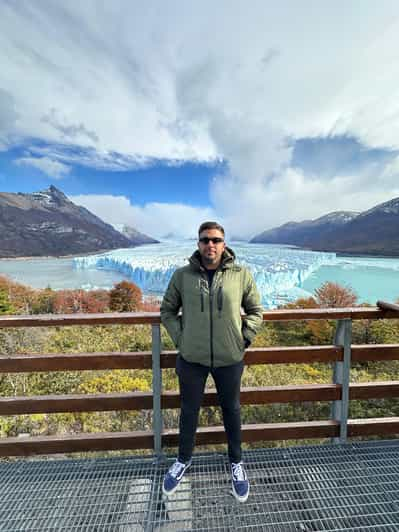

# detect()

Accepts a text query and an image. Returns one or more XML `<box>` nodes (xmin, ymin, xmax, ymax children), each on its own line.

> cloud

<box><xmin>2</xmin><ymin>2</ymin><xmax>398</xmax><ymax>161</ymax></box>
<box><xmin>70</xmin><ymin>194</ymin><xmax>216</xmax><ymax>239</ymax></box>
<box><xmin>212</xmin><ymin>165</ymin><xmax>399</xmax><ymax>239</ymax></box>
<box><xmin>2</xmin><ymin>1</ymin><xmax>399</xmax><ymax>236</ymax></box>
<box><xmin>29</xmin><ymin>144</ymin><xmax>151</xmax><ymax>171</ymax></box>
<box><xmin>15</xmin><ymin>156</ymin><xmax>71</xmax><ymax>179</ymax></box>
<box><xmin>42</xmin><ymin>108</ymin><xmax>99</xmax><ymax>143</ymax></box>
<box><xmin>0</xmin><ymin>88</ymin><xmax>18</xmax><ymax>148</ymax></box>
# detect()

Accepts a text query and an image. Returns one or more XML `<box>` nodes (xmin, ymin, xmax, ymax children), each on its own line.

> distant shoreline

<box><xmin>0</xmin><ymin>252</ymin><xmax>103</xmax><ymax>262</ymax></box>
<box><xmin>0</xmin><ymin>247</ymin><xmax>137</xmax><ymax>262</ymax></box>
<box><xmin>2</xmin><ymin>245</ymin><xmax>399</xmax><ymax>262</ymax></box>
<box><xmin>335</xmin><ymin>251</ymin><xmax>399</xmax><ymax>260</ymax></box>
<box><xmin>249</xmin><ymin>242</ymin><xmax>399</xmax><ymax>260</ymax></box>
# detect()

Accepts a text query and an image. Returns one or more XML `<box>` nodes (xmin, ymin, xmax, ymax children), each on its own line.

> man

<box><xmin>160</xmin><ymin>221</ymin><xmax>263</xmax><ymax>502</ymax></box>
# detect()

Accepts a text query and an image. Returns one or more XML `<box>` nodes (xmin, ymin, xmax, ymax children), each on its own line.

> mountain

<box><xmin>120</xmin><ymin>225</ymin><xmax>159</xmax><ymax>245</ymax></box>
<box><xmin>251</xmin><ymin>211</ymin><xmax>359</xmax><ymax>247</ymax></box>
<box><xmin>251</xmin><ymin>197</ymin><xmax>399</xmax><ymax>256</ymax></box>
<box><xmin>0</xmin><ymin>185</ymin><xmax>133</xmax><ymax>258</ymax></box>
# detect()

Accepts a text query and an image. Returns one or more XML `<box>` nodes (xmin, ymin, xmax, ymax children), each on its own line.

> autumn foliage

<box><xmin>53</xmin><ymin>289</ymin><xmax>110</xmax><ymax>314</ymax></box>
<box><xmin>109</xmin><ymin>281</ymin><xmax>142</xmax><ymax>312</ymax></box>
<box><xmin>271</xmin><ymin>282</ymin><xmax>360</xmax><ymax>346</ymax></box>
<box><xmin>1</xmin><ymin>274</ymin><xmax>398</xmax><ymax>441</ymax></box>
<box><xmin>314</xmin><ymin>281</ymin><xmax>357</xmax><ymax>308</ymax></box>
<box><xmin>0</xmin><ymin>275</ymin><xmax>145</xmax><ymax>315</ymax></box>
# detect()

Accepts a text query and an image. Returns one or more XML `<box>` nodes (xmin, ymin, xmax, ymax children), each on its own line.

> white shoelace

<box><xmin>169</xmin><ymin>460</ymin><xmax>186</xmax><ymax>479</ymax></box>
<box><xmin>232</xmin><ymin>462</ymin><xmax>247</xmax><ymax>481</ymax></box>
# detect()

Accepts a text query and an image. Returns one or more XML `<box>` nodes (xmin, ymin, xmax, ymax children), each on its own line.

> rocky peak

<box><xmin>315</xmin><ymin>211</ymin><xmax>359</xmax><ymax>225</ymax></box>
<box><xmin>360</xmin><ymin>197</ymin><xmax>399</xmax><ymax>217</ymax></box>
<box><xmin>120</xmin><ymin>224</ymin><xmax>160</xmax><ymax>245</ymax></box>
<box><xmin>31</xmin><ymin>185</ymin><xmax>70</xmax><ymax>206</ymax></box>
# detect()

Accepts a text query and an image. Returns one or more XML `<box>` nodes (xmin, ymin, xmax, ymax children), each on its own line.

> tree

<box><xmin>52</xmin><ymin>289</ymin><xmax>110</xmax><ymax>314</ymax></box>
<box><xmin>82</xmin><ymin>289</ymin><xmax>110</xmax><ymax>313</ymax></box>
<box><xmin>31</xmin><ymin>287</ymin><xmax>56</xmax><ymax>314</ymax></box>
<box><xmin>0</xmin><ymin>275</ymin><xmax>34</xmax><ymax>314</ymax></box>
<box><xmin>0</xmin><ymin>289</ymin><xmax>14</xmax><ymax>314</ymax></box>
<box><xmin>109</xmin><ymin>281</ymin><xmax>142</xmax><ymax>312</ymax></box>
<box><xmin>53</xmin><ymin>290</ymin><xmax>85</xmax><ymax>313</ymax></box>
<box><xmin>314</xmin><ymin>282</ymin><xmax>357</xmax><ymax>308</ymax></box>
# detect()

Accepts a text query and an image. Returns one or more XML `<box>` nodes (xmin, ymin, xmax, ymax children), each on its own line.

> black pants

<box><xmin>176</xmin><ymin>355</ymin><xmax>244</xmax><ymax>464</ymax></box>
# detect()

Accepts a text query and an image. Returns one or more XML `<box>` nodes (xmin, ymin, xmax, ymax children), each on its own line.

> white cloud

<box><xmin>28</xmin><ymin>145</ymin><xmax>150</xmax><ymax>171</ymax></box>
<box><xmin>2</xmin><ymin>1</ymin><xmax>399</xmax><ymax>236</ymax></box>
<box><xmin>2</xmin><ymin>2</ymin><xmax>399</xmax><ymax>160</ymax></box>
<box><xmin>15</xmin><ymin>156</ymin><xmax>71</xmax><ymax>179</ymax></box>
<box><xmin>70</xmin><ymin>194</ymin><xmax>216</xmax><ymax>239</ymax></box>
<box><xmin>0</xmin><ymin>88</ymin><xmax>18</xmax><ymax>148</ymax></box>
<box><xmin>380</xmin><ymin>155</ymin><xmax>399</xmax><ymax>185</ymax></box>
<box><xmin>212</xmin><ymin>167</ymin><xmax>399</xmax><ymax>239</ymax></box>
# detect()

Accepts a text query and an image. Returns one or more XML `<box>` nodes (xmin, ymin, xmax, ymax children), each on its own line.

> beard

<box><xmin>200</xmin><ymin>250</ymin><xmax>221</xmax><ymax>267</ymax></box>
<box><xmin>202</xmin><ymin>255</ymin><xmax>217</xmax><ymax>265</ymax></box>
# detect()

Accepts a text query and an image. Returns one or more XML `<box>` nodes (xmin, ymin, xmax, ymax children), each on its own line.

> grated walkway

<box><xmin>0</xmin><ymin>440</ymin><xmax>398</xmax><ymax>531</ymax></box>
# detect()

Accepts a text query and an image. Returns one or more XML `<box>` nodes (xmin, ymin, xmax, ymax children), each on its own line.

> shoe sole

<box><xmin>231</xmin><ymin>482</ymin><xmax>249</xmax><ymax>503</ymax></box>
<box><xmin>162</xmin><ymin>482</ymin><xmax>179</xmax><ymax>497</ymax></box>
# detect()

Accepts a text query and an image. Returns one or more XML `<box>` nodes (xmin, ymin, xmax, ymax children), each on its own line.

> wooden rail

<box><xmin>1</xmin><ymin>382</ymin><xmax>399</xmax><ymax>416</ymax></box>
<box><xmin>1</xmin><ymin>344</ymin><xmax>398</xmax><ymax>374</ymax></box>
<box><xmin>0</xmin><ymin>306</ymin><xmax>399</xmax><ymax>328</ymax></box>
<box><xmin>0</xmin><ymin>307</ymin><xmax>398</xmax><ymax>456</ymax></box>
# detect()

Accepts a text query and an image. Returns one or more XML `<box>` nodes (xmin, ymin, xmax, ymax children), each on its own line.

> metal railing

<box><xmin>0</xmin><ymin>306</ymin><xmax>399</xmax><ymax>457</ymax></box>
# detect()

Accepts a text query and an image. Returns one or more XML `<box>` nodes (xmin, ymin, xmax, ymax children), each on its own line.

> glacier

<box><xmin>73</xmin><ymin>241</ymin><xmax>337</xmax><ymax>308</ymax></box>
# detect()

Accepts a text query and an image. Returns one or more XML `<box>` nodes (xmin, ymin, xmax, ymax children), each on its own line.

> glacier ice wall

<box><xmin>73</xmin><ymin>241</ymin><xmax>337</xmax><ymax>308</ymax></box>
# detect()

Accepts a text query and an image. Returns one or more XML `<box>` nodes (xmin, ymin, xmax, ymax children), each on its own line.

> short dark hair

<box><xmin>198</xmin><ymin>221</ymin><xmax>225</xmax><ymax>237</ymax></box>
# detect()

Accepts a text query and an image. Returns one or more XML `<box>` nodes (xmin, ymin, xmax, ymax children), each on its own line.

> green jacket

<box><xmin>160</xmin><ymin>247</ymin><xmax>263</xmax><ymax>367</ymax></box>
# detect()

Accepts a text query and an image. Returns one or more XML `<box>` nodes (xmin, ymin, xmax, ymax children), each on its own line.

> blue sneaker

<box><xmin>162</xmin><ymin>459</ymin><xmax>192</xmax><ymax>496</ymax></box>
<box><xmin>231</xmin><ymin>461</ymin><xmax>249</xmax><ymax>502</ymax></box>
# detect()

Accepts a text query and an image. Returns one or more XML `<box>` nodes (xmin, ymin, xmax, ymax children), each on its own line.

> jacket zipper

<box><xmin>200</xmin><ymin>271</ymin><xmax>212</xmax><ymax>364</ymax></box>
<box><xmin>217</xmin><ymin>286</ymin><xmax>223</xmax><ymax>317</ymax></box>
<box><xmin>209</xmin><ymin>271</ymin><xmax>219</xmax><ymax>367</ymax></box>
<box><xmin>209</xmin><ymin>288</ymin><xmax>214</xmax><ymax>367</ymax></box>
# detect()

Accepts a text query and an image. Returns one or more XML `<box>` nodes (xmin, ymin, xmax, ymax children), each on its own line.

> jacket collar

<box><xmin>189</xmin><ymin>246</ymin><xmax>236</xmax><ymax>271</ymax></box>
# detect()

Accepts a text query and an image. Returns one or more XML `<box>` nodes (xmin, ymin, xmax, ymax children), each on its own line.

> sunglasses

<box><xmin>199</xmin><ymin>237</ymin><xmax>225</xmax><ymax>244</ymax></box>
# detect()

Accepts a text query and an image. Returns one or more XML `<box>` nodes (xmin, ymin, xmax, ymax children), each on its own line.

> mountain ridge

<box><xmin>0</xmin><ymin>185</ymin><xmax>158</xmax><ymax>258</ymax></box>
<box><xmin>250</xmin><ymin>198</ymin><xmax>399</xmax><ymax>256</ymax></box>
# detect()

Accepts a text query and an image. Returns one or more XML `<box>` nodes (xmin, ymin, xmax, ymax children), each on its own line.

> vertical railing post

<box><xmin>152</xmin><ymin>323</ymin><xmax>164</xmax><ymax>460</ymax></box>
<box><xmin>331</xmin><ymin>318</ymin><xmax>352</xmax><ymax>443</ymax></box>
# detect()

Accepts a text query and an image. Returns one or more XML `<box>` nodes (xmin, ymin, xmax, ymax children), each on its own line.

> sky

<box><xmin>1</xmin><ymin>1</ymin><xmax>399</xmax><ymax>240</ymax></box>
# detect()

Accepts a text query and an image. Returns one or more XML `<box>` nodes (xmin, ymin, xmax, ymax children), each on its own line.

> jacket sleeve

<box><xmin>241</xmin><ymin>269</ymin><xmax>263</xmax><ymax>344</ymax></box>
<box><xmin>160</xmin><ymin>271</ymin><xmax>183</xmax><ymax>348</ymax></box>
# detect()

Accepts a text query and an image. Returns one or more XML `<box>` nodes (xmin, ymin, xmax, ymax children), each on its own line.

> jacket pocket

<box><xmin>234</xmin><ymin>326</ymin><xmax>245</xmax><ymax>351</ymax></box>
<box><xmin>174</xmin><ymin>316</ymin><xmax>183</xmax><ymax>350</ymax></box>
<box><xmin>226</xmin><ymin>322</ymin><xmax>245</xmax><ymax>353</ymax></box>
<box><xmin>177</xmin><ymin>330</ymin><xmax>184</xmax><ymax>352</ymax></box>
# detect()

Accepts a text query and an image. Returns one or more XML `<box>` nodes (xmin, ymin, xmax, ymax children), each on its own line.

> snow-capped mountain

<box><xmin>251</xmin><ymin>197</ymin><xmax>399</xmax><ymax>256</ymax></box>
<box><xmin>251</xmin><ymin>211</ymin><xmax>359</xmax><ymax>247</ymax></box>
<box><xmin>119</xmin><ymin>225</ymin><xmax>160</xmax><ymax>245</ymax></box>
<box><xmin>0</xmin><ymin>185</ymin><xmax>136</xmax><ymax>257</ymax></box>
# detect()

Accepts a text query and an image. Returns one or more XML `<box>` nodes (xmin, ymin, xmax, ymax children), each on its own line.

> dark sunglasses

<box><xmin>199</xmin><ymin>237</ymin><xmax>224</xmax><ymax>244</ymax></box>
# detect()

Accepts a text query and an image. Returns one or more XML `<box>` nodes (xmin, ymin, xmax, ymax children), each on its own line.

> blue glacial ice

<box><xmin>73</xmin><ymin>241</ymin><xmax>337</xmax><ymax>308</ymax></box>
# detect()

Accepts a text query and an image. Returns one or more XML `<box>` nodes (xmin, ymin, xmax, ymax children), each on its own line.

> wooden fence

<box><xmin>0</xmin><ymin>306</ymin><xmax>398</xmax><ymax>456</ymax></box>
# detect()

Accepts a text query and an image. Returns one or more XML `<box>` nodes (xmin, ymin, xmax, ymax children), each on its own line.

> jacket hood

<box><xmin>189</xmin><ymin>246</ymin><xmax>236</xmax><ymax>271</ymax></box>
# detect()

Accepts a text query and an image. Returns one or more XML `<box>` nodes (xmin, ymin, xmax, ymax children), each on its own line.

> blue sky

<box><xmin>1</xmin><ymin>136</ymin><xmax>396</xmax><ymax>207</ymax></box>
<box><xmin>1</xmin><ymin>2</ymin><xmax>399</xmax><ymax>239</ymax></box>
<box><xmin>0</xmin><ymin>145</ymin><xmax>219</xmax><ymax>207</ymax></box>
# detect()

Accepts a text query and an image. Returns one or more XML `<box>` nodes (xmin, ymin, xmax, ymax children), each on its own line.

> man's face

<box><xmin>197</xmin><ymin>228</ymin><xmax>226</xmax><ymax>268</ymax></box>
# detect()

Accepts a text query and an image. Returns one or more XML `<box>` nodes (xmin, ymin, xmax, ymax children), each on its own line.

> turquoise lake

<box><xmin>0</xmin><ymin>246</ymin><xmax>398</xmax><ymax>307</ymax></box>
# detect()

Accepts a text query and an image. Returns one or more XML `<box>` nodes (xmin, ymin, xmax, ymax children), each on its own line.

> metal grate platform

<box><xmin>0</xmin><ymin>440</ymin><xmax>398</xmax><ymax>531</ymax></box>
